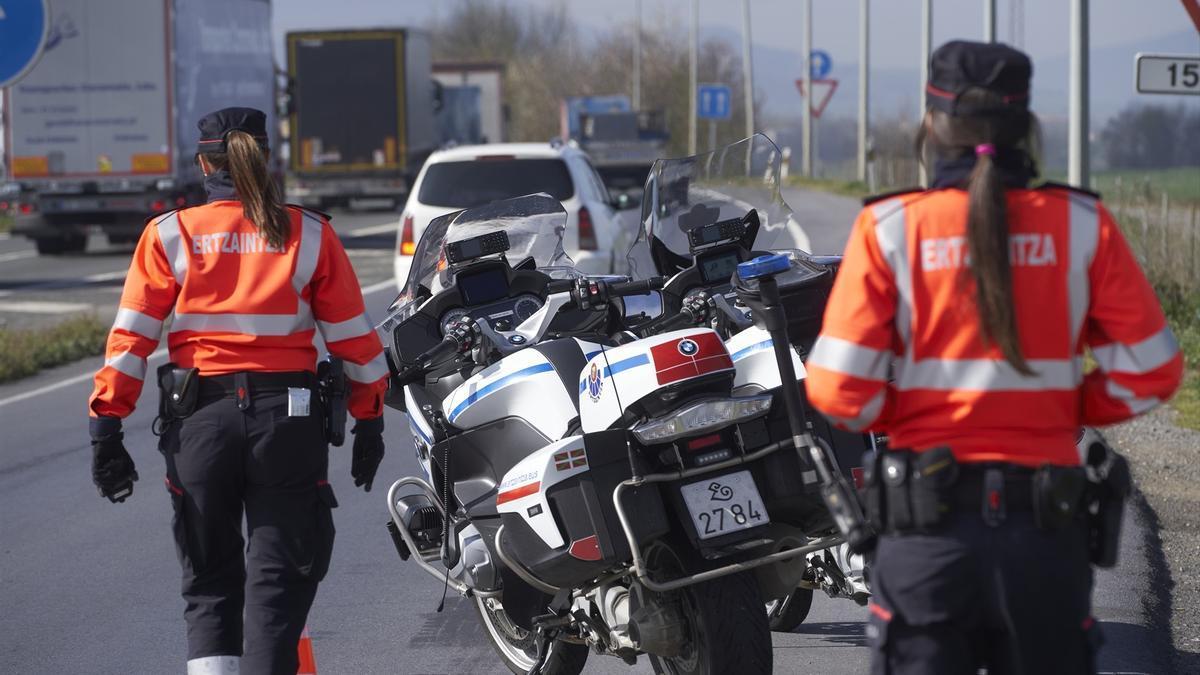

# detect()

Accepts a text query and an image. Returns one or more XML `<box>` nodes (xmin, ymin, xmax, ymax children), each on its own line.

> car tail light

<box><xmin>577</xmin><ymin>206</ymin><xmax>598</xmax><ymax>250</ymax></box>
<box><xmin>175</xmin><ymin>197</ymin><xmax>187</xmax><ymax>207</ymax></box>
<box><xmin>398</xmin><ymin>214</ymin><xmax>416</xmax><ymax>255</ymax></box>
<box><xmin>0</xmin><ymin>201</ymin><xmax>9</xmax><ymax>211</ymax></box>
<box><xmin>150</xmin><ymin>199</ymin><xmax>166</xmax><ymax>212</ymax></box>
<box><xmin>19</xmin><ymin>203</ymin><xmax>35</xmax><ymax>215</ymax></box>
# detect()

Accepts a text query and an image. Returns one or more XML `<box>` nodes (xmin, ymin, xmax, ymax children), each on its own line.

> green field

<box><xmin>0</xmin><ymin>315</ymin><xmax>109</xmax><ymax>384</ymax></box>
<box><xmin>0</xmin><ymin>214</ymin><xmax>11</xmax><ymax>233</ymax></box>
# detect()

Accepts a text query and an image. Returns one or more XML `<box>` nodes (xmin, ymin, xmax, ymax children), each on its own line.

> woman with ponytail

<box><xmin>806</xmin><ymin>42</ymin><xmax>1182</xmax><ymax>674</ymax></box>
<box><xmin>88</xmin><ymin>107</ymin><xmax>389</xmax><ymax>674</ymax></box>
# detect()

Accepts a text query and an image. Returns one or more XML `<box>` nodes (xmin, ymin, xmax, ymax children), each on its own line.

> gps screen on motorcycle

<box><xmin>457</xmin><ymin>266</ymin><xmax>509</xmax><ymax>306</ymax></box>
<box><xmin>698</xmin><ymin>250</ymin><xmax>742</xmax><ymax>284</ymax></box>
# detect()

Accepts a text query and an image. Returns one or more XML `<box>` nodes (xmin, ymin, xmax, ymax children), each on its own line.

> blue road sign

<box><xmin>809</xmin><ymin>49</ymin><xmax>832</xmax><ymax>80</ymax></box>
<box><xmin>697</xmin><ymin>84</ymin><xmax>732</xmax><ymax>120</ymax></box>
<box><xmin>0</xmin><ymin>0</ymin><xmax>51</xmax><ymax>88</ymax></box>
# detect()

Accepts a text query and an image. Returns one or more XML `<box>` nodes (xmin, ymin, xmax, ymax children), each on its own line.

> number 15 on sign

<box><xmin>1135</xmin><ymin>54</ymin><xmax>1200</xmax><ymax>95</ymax></box>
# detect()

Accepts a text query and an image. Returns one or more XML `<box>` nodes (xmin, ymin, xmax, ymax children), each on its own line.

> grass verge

<box><xmin>0</xmin><ymin>315</ymin><xmax>109</xmax><ymax>384</ymax></box>
<box><xmin>0</xmin><ymin>214</ymin><xmax>12</xmax><ymax>233</ymax></box>
<box><xmin>1159</xmin><ymin>288</ymin><xmax>1200</xmax><ymax>431</ymax></box>
<box><xmin>784</xmin><ymin>176</ymin><xmax>872</xmax><ymax>200</ymax></box>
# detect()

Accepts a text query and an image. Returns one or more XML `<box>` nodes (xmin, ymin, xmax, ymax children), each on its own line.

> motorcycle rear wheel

<box><xmin>765</xmin><ymin>587</ymin><xmax>814</xmax><ymax>632</ymax></box>
<box><xmin>644</xmin><ymin>543</ymin><xmax>772</xmax><ymax>675</ymax></box>
<box><xmin>474</xmin><ymin>594</ymin><xmax>588</xmax><ymax>675</ymax></box>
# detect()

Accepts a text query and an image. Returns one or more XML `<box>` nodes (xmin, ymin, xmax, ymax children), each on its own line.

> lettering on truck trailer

<box><xmin>920</xmin><ymin>233</ymin><xmax>1057</xmax><ymax>272</ymax></box>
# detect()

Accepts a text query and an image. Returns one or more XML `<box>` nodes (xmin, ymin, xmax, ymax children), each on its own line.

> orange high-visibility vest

<box><xmin>806</xmin><ymin>186</ymin><xmax>1183</xmax><ymax>467</ymax></box>
<box><xmin>89</xmin><ymin>203</ymin><xmax>389</xmax><ymax>421</ymax></box>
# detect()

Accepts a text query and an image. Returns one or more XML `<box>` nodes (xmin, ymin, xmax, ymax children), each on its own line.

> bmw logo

<box><xmin>677</xmin><ymin>339</ymin><xmax>699</xmax><ymax>356</ymax></box>
<box><xmin>509</xmin><ymin>335</ymin><xmax>527</xmax><ymax>345</ymax></box>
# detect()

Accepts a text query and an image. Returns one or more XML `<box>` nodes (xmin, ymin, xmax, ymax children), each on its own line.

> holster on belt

<box><xmin>155</xmin><ymin>363</ymin><xmax>200</xmax><ymax>433</ymax></box>
<box><xmin>1082</xmin><ymin>435</ymin><xmax>1132</xmax><ymax>568</ymax></box>
<box><xmin>317</xmin><ymin>356</ymin><xmax>349</xmax><ymax>447</ymax></box>
<box><xmin>862</xmin><ymin>447</ymin><xmax>959</xmax><ymax>534</ymax></box>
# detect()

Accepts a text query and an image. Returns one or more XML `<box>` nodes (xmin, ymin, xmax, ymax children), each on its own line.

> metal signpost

<box><xmin>798</xmin><ymin>50</ymin><xmax>833</xmax><ymax>176</ymax></box>
<box><xmin>697</xmin><ymin>83</ymin><xmax>732</xmax><ymax>152</ymax></box>
<box><xmin>1135</xmin><ymin>54</ymin><xmax>1200</xmax><ymax>95</ymax></box>
<box><xmin>0</xmin><ymin>0</ymin><xmax>51</xmax><ymax>88</ymax></box>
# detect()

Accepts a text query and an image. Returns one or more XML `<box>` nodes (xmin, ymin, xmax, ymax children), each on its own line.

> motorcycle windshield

<box><xmin>381</xmin><ymin>193</ymin><xmax>577</xmax><ymax>328</ymax></box>
<box><xmin>627</xmin><ymin>133</ymin><xmax>811</xmax><ymax>279</ymax></box>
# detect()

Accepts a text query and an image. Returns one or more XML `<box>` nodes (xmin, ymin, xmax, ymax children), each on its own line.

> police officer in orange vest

<box><xmin>805</xmin><ymin>42</ymin><xmax>1183</xmax><ymax>674</ymax></box>
<box><xmin>88</xmin><ymin>108</ymin><xmax>390</xmax><ymax>674</ymax></box>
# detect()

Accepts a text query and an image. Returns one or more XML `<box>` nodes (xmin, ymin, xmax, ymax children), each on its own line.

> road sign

<box><xmin>809</xmin><ymin>49</ymin><xmax>832</xmax><ymax>80</ymax></box>
<box><xmin>0</xmin><ymin>0</ymin><xmax>51</xmax><ymax>88</ymax></box>
<box><xmin>795</xmin><ymin>79</ymin><xmax>839</xmax><ymax>119</ymax></box>
<box><xmin>697</xmin><ymin>83</ymin><xmax>732</xmax><ymax>120</ymax></box>
<box><xmin>1135</xmin><ymin>53</ymin><xmax>1200</xmax><ymax>96</ymax></box>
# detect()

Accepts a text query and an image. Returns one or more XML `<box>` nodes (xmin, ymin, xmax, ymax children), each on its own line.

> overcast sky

<box><xmin>273</xmin><ymin>0</ymin><xmax>1196</xmax><ymax>69</ymax></box>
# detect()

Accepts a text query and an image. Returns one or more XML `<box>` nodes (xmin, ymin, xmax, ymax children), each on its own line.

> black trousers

<box><xmin>159</xmin><ymin>389</ymin><xmax>336</xmax><ymax>674</ymax></box>
<box><xmin>867</xmin><ymin>511</ymin><xmax>1100</xmax><ymax>675</ymax></box>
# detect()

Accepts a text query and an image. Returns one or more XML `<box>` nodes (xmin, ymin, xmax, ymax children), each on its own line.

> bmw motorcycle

<box><xmin>378</xmin><ymin>194</ymin><xmax>844</xmax><ymax>674</ymax></box>
<box><xmin>624</xmin><ymin>134</ymin><xmax>876</xmax><ymax>629</ymax></box>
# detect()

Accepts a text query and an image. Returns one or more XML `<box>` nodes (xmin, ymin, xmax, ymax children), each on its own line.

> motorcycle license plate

<box><xmin>680</xmin><ymin>470</ymin><xmax>769</xmax><ymax>540</ymax></box>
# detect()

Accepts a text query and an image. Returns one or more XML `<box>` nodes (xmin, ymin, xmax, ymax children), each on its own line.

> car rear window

<box><xmin>417</xmin><ymin>158</ymin><xmax>575</xmax><ymax>208</ymax></box>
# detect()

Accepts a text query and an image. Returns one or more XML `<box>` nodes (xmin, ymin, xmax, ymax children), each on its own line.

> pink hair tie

<box><xmin>975</xmin><ymin>143</ymin><xmax>997</xmax><ymax>157</ymax></box>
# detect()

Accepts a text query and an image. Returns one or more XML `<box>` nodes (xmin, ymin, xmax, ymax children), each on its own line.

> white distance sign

<box><xmin>1135</xmin><ymin>53</ymin><xmax>1200</xmax><ymax>96</ymax></box>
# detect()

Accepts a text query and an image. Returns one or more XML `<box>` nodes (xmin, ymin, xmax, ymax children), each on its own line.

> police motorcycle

<box><xmin>624</xmin><ymin>134</ymin><xmax>876</xmax><ymax>630</ymax></box>
<box><xmin>378</xmin><ymin>193</ymin><xmax>845</xmax><ymax>675</ymax></box>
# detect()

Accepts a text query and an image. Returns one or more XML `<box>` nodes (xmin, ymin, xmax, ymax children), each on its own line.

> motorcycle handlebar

<box><xmin>392</xmin><ymin>336</ymin><xmax>461</xmax><ymax>387</ymax></box>
<box><xmin>608</xmin><ymin>277</ymin><xmax>665</xmax><ymax>296</ymax></box>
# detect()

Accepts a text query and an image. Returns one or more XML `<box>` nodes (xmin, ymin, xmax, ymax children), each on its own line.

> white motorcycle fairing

<box><xmin>726</xmin><ymin>325</ymin><xmax>806</xmax><ymax>393</ymax></box>
<box><xmin>578</xmin><ymin>328</ymin><xmax>735</xmax><ymax>433</ymax></box>
<box><xmin>495</xmin><ymin>435</ymin><xmax>593</xmax><ymax>549</ymax></box>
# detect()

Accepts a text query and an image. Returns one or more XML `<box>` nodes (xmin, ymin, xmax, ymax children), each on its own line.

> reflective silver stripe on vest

<box><xmin>893</xmin><ymin>356</ymin><xmax>1083</xmax><ymax>392</ymax></box>
<box><xmin>112</xmin><ymin>307</ymin><xmax>164</xmax><ymax>340</ymax></box>
<box><xmin>155</xmin><ymin>211</ymin><xmax>189</xmax><ymax>285</ymax></box>
<box><xmin>1105</xmin><ymin>380</ymin><xmax>1160</xmax><ymax>415</ymax></box>
<box><xmin>318</xmin><ymin>313</ymin><xmax>374</xmax><ymax>343</ymax></box>
<box><xmin>1067</xmin><ymin>194</ymin><xmax>1099</xmax><ymax>346</ymax></box>
<box><xmin>344</xmin><ymin>351</ymin><xmax>389</xmax><ymax>384</ymax></box>
<box><xmin>171</xmin><ymin>312</ymin><xmax>316</xmax><ymax>336</ymax></box>
<box><xmin>807</xmin><ymin>335</ymin><xmax>892</xmax><ymax>381</ymax></box>
<box><xmin>292</xmin><ymin>210</ymin><xmax>324</xmax><ymax>294</ymax></box>
<box><xmin>825</xmin><ymin>389</ymin><xmax>886</xmax><ymax>432</ymax></box>
<box><xmin>871</xmin><ymin>198</ymin><xmax>912</xmax><ymax>345</ymax></box>
<box><xmin>1091</xmin><ymin>325</ymin><xmax>1179</xmax><ymax>375</ymax></box>
<box><xmin>105</xmin><ymin>350</ymin><xmax>147</xmax><ymax>381</ymax></box>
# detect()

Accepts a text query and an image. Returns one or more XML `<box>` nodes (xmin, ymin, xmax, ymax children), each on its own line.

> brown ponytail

<box><xmin>204</xmin><ymin>131</ymin><xmax>290</xmax><ymax>249</ymax></box>
<box><xmin>921</xmin><ymin>89</ymin><xmax>1040</xmax><ymax>375</ymax></box>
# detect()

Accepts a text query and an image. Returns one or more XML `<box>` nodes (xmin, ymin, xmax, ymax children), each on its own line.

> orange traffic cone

<box><xmin>297</xmin><ymin>625</ymin><xmax>317</xmax><ymax>674</ymax></box>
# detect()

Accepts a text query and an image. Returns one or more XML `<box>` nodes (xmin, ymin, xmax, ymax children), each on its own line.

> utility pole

<box><xmin>689</xmin><ymin>0</ymin><xmax>698</xmax><ymax>155</ymax></box>
<box><xmin>984</xmin><ymin>0</ymin><xmax>996</xmax><ymax>42</ymax></box>
<box><xmin>918</xmin><ymin>0</ymin><xmax>931</xmax><ymax>186</ymax></box>
<box><xmin>801</xmin><ymin>0</ymin><xmax>812</xmax><ymax>177</ymax></box>
<box><xmin>857</xmin><ymin>0</ymin><xmax>869</xmax><ymax>183</ymax></box>
<box><xmin>633</xmin><ymin>0</ymin><xmax>642</xmax><ymax>110</ymax></box>
<box><xmin>741</xmin><ymin>0</ymin><xmax>755</xmax><ymax>139</ymax></box>
<box><xmin>1068</xmin><ymin>0</ymin><xmax>1089</xmax><ymax>187</ymax></box>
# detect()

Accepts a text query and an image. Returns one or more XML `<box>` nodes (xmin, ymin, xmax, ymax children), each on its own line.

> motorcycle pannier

<box><xmin>500</xmin><ymin>430</ymin><xmax>670</xmax><ymax>588</ymax></box>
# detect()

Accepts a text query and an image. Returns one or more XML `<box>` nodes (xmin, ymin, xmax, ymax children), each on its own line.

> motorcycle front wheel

<box><xmin>474</xmin><ymin>594</ymin><xmax>588</xmax><ymax>675</ymax></box>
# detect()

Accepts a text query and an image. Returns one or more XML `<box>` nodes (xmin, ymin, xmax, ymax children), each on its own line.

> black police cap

<box><xmin>926</xmin><ymin>40</ymin><xmax>1032</xmax><ymax>116</ymax></box>
<box><xmin>197</xmin><ymin>107</ymin><xmax>269</xmax><ymax>154</ymax></box>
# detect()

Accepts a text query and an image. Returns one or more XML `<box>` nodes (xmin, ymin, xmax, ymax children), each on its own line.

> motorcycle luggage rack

<box><xmin>613</xmin><ymin>437</ymin><xmax>844</xmax><ymax>593</ymax></box>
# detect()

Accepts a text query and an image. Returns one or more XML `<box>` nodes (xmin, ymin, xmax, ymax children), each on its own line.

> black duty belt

<box><xmin>198</xmin><ymin>371</ymin><xmax>316</xmax><ymax>400</ymax></box>
<box><xmin>951</xmin><ymin>464</ymin><xmax>1036</xmax><ymax>512</ymax></box>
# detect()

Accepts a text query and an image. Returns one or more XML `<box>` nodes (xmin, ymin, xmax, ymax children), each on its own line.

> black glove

<box><xmin>90</xmin><ymin>416</ymin><xmax>138</xmax><ymax>503</ymax></box>
<box><xmin>351</xmin><ymin>416</ymin><xmax>385</xmax><ymax>492</ymax></box>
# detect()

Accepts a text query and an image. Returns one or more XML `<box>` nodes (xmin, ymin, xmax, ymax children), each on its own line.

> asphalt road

<box><xmin>0</xmin><ymin>192</ymin><xmax>1172</xmax><ymax>674</ymax></box>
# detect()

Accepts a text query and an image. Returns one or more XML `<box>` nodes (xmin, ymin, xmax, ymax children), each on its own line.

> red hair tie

<box><xmin>975</xmin><ymin>143</ymin><xmax>997</xmax><ymax>157</ymax></box>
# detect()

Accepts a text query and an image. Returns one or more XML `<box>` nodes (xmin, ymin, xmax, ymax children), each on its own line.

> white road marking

<box><xmin>0</xmin><ymin>250</ymin><xmax>37</xmax><ymax>263</ymax></box>
<box><xmin>346</xmin><ymin>249</ymin><xmax>392</xmax><ymax>258</ymax></box>
<box><xmin>0</xmin><ymin>300</ymin><xmax>93</xmax><ymax>314</ymax></box>
<box><xmin>0</xmin><ymin>347</ymin><xmax>169</xmax><ymax>409</ymax></box>
<box><xmin>361</xmin><ymin>278</ymin><xmax>399</xmax><ymax>296</ymax></box>
<box><xmin>348</xmin><ymin>223</ymin><xmax>398</xmax><ymax>238</ymax></box>
<box><xmin>83</xmin><ymin>270</ymin><xmax>126</xmax><ymax>283</ymax></box>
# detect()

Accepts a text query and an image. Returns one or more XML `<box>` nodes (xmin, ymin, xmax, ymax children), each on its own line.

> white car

<box><xmin>394</xmin><ymin>142</ymin><xmax>635</xmax><ymax>289</ymax></box>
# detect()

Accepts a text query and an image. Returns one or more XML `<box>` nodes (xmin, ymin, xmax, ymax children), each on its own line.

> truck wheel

<box><xmin>34</xmin><ymin>234</ymin><xmax>86</xmax><ymax>255</ymax></box>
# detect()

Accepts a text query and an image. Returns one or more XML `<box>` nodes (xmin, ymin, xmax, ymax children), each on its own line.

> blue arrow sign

<box><xmin>0</xmin><ymin>0</ymin><xmax>51</xmax><ymax>88</ymax></box>
<box><xmin>809</xmin><ymin>49</ymin><xmax>832</xmax><ymax>80</ymax></box>
<box><xmin>697</xmin><ymin>83</ymin><xmax>732</xmax><ymax>120</ymax></box>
